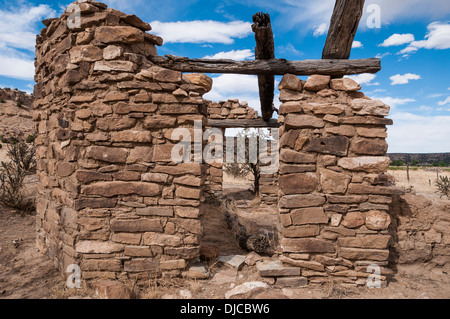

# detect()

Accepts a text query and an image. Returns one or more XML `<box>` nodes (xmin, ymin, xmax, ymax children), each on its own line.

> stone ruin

<box><xmin>34</xmin><ymin>1</ymin><xmax>404</xmax><ymax>286</ymax></box>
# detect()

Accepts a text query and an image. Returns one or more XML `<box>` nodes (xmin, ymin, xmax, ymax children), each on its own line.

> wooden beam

<box><xmin>322</xmin><ymin>0</ymin><xmax>366</xmax><ymax>59</ymax></box>
<box><xmin>207</xmin><ymin>118</ymin><xmax>280</xmax><ymax>128</ymax></box>
<box><xmin>149</xmin><ymin>55</ymin><xmax>381</xmax><ymax>76</ymax></box>
<box><xmin>252</xmin><ymin>12</ymin><xmax>275</xmax><ymax>121</ymax></box>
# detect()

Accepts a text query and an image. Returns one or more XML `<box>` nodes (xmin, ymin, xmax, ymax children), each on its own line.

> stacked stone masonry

<box><xmin>273</xmin><ymin>74</ymin><xmax>402</xmax><ymax>286</ymax></box>
<box><xmin>34</xmin><ymin>0</ymin><xmax>403</xmax><ymax>286</ymax></box>
<box><xmin>34</xmin><ymin>1</ymin><xmax>211</xmax><ymax>281</ymax></box>
<box><xmin>207</xmin><ymin>99</ymin><xmax>258</xmax><ymax>120</ymax></box>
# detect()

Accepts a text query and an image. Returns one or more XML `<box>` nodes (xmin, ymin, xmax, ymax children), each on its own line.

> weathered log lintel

<box><xmin>149</xmin><ymin>55</ymin><xmax>381</xmax><ymax>76</ymax></box>
<box><xmin>252</xmin><ymin>12</ymin><xmax>276</xmax><ymax>120</ymax></box>
<box><xmin>207</xmin><ymin>118</ymin><xmax>280</xmax><ymax>128</ymax></box>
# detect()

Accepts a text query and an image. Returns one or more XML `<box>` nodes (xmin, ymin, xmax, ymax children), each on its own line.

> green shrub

<box><xmin>224</xmin><ymin>163</ymin><xmax>250</xmax><ymax>179</ymax></box>
<box><xmin>16</xmin><ymin>102</ymin><xmax>23</xmax><ymax>108</ymax></box>
<box><xmin>410</xmin><ymin>159</ymin><xmax>420</xmax><ymax>166</ymax></box>
<box><xmin>9</xmin><ymin>137</ymin><xmax>18</xmax><ymax>145</ymax></box>
<box><xmin>435</xmin><ymin>176</ymin><xmax>450</xmax><ymax>199</ymax></box>
<box><xmin>433</xmin><ymin>161</ymin><xmax>448</xmax><ymax>167</ymax></box>
<box><xmin>0</xmin><ymin>141</ymin><xmax>36</xmax><ymax>213</ymax></box>
<box><xmin>391</xmin><ymin>160</ymin><xmax>405</xmax><ymax>166</ymax></box>
<box><xmin>0</xmin><ymin>99</ymin><xmax>5</xmax><ymax>103</ymax></box>
<box><xmin>26</xmin><ymin>135</ymin><xmax>35</xmax><ymax>143</ymax></box>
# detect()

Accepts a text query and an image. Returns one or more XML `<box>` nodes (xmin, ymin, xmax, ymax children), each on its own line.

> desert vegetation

<box><xmin>0</xmin><ymin>138</ymin><xmax>36</xmax><ymax>213</ymax></box>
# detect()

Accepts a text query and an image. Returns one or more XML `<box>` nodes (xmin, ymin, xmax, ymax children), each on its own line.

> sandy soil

<box><xmin>0</xmin><ymin>124</ymin><xmax>448</xmax><ymax>298</ymax></box>
<box><xmin>0</xmin><ymin>209</ymin><xmax>62</xmax><ymax>299</ymax></box>
<box><xmin>388</xmin><ymin>168</ymin><xmax>450</xmax><ymax>196</ymax></box>
<box><xmin>1</xmin><ymin>194</ymin><xmax>449</xmax><ymax>299</ymax></box>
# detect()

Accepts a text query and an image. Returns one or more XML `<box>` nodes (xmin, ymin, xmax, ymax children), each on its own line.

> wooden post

<box><xmin>252</xmin><ymin>12</ymin><xmax>275</xmax><ymax>121</ymax></box>
<box><xmin>322</xmin><ymin>0</ymin><xmax>366</xmax><ymax>59</ymax></box>
<box><xmin>407</xmin><ymin>163</ymin><xmax>410</xmax><ymax>182</ymax></box>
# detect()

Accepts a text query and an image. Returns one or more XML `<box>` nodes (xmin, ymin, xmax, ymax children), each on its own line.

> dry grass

<box><xmin>189</xmin><ymin>279</ymin><xmax>203</xmax><ymax>294</ymax></box>
<box><xmin>49</xmin><ymin>280</ymin><xmax>94</xmax><ymax>299</ymax></box>
<box><xmin>223</xmin><ymin>171</ymin><xmax>253</xmax><ymax>186</ymax></box>
<box><xmin>388</xmin><ymin>168</ymin><xmax>450</xmax><ymax>195</ymax></box>
<box><xmin>140</xmin><ymin>277</ymin><xmax>161</xmax><ymax>299</ymax></box>
<box><xmin>325</xmin><ymin>277</ymin><xmax>357</xmax><ymax>299</ymax></box>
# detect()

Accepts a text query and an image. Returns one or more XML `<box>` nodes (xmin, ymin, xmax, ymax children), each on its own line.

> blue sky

<box><xmin>0</xmin><ymin>0</ymin><xmax>449</xmax><ymax>153</ymax></box>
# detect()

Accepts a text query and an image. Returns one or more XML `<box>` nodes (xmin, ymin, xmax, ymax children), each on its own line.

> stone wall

<box><xmin>207</xmin><ymin>99</ymin><xmax>258</xmax><ymax>120</ymax></box>
<box><xmin>260</xmin><ymin>173</ymin><xmax>278</xmax><ymax>205</ymax></box>
<box><xmin>390</xmin><ymin>194</ymin><xmax>450</xmax><ymax>269</ymax></box>
<box><xmin>268</xmin><ymin>74</ymin><xmax>403</xmax><ymax>286</ymax></box>
<box><xmin>34</xmin><ymin>1</ymin><xmax>211</xmax><ymax>281</ymax></box>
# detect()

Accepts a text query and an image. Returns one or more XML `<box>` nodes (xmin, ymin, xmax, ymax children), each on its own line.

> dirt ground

<box><xmin>388</xmin><ymin>168</ymin><xmax>450</xmax><ymax>196</ymax></box>
<box><xmin>1</xmin><ymin>188</ymin><xmax>449</xmax><ymax>299</ymax></box>
<box><xmin>0</xmin><ymin>158</ymin><xmax>449</xmax><ymax>299</ymax></box>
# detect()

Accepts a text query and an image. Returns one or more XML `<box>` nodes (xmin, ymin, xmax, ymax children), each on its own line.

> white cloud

<box><xmin>427</xmin><ymin>93</ymin><xmax>445</xmax><ymax>98</ymax></box>
<box><xmin>313</xmin><ymin>23</ymin><xmax>328</xmax><ymax>37</ymax></box>
<box><xmin>387</xmin><ymin>112</ymin><xmax>450</xmax><ymax>153</ymax></box>
<box><xmin>203</xmin><ymin>49</ymin><xmax>254</xmax><ymax>61</ymax></box>
<box><xmin>0</xmin><ymin>4</ymin><xmax>55</xmax><ymax>82</ymax></box>
<box><xmin>370</xmin><ymin>96</ymin><xmax>416</xmax><ymax>108</ymax></box>
<box><xmin>204</xmin><ymin>74</ymin><xmax>282</xmax><ymax>116</ymax></box>
<box><xmin>150</xmin><ymin>20</ymin><xmax>252</xmax><ymax>44</ymax></box>
<box><xmin>375</xmin><ymin>52</ymin><xmax>391</xmax><ymax>59</ymax></box>
<box><xmin>438</xmin><ymin>97</ymin><xmax>450</xmax><ymax>106</ymax></box>
<box><xmin>0</xmin><ymin>54</ymin><xmax>35</xmax><ymax>80</ymax></box>
<box><xmin>419</xmin><ymin>105</ymin><xmax>433</xmax><ymax>111</ymax></box>
<box><xmin>352</xmin><ymin>41</ymin><xmax>363</xmax><ymax>48</ymax></box>
<box><xmin>204</xmin><ymin>74</ymin><xmax>261</xmax><ymax>113</ymax></box>
<box><xmin>0</xmin><ymin>4</ymin><xmax>56</xmax><ymax>51</ymax></box>
<box><xmin>277</xmin><ymin>43</ymin><xmax>303</xmax><ymax>57</ymax></box>
<box><xmin>238</xmin><ymin>0</ymin><xmax>449</xmax><ymax>34</ymax></box>
<box><xmin>361</xmin><ymin>0</ymin><xmax>450</xmax><ymax>26</ymax></box>
<box><xmin>398</xmin><ymin>46</ymin><xmax>419</xmax><ymax>56</ymax></box>
<box><xmin>399</xmin><ymin>22</ymin><xmax>450</xmax><ymax>56</ymax></box>
<box><xmin>390</xmin><ymin>73</ymin><xmax>421</xmax><ymax>85</ymax></box>
<box><xmin>345</xmin><ymin>73</ymin><xmax>377</xmax><ymax>86</ymax></box>
<box><xmin>379</xmin><ymin>33</ymin><xmax>415</xmax><ymax>47</ymax></box>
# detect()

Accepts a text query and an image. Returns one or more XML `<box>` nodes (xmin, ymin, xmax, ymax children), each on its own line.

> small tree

<box><xmin>390</xmin><ymin>160</ymin><xmax>405</xmax><ymax>166</ymax></box>
<box><xmin>435</xmin><ymin>176</ymin><xmax>450</xmax><ymax>199</ymax></box>
<box><xmin>433</xmin><ymin>161</ymin><xmax>448</xmax><ymax>167</ymax></box>
<box><xmin>0</xmin><ymin>140</ymin><xmax>36</xmax><ymax>213</ymax></box>
<box><xmin>223</xmin><ymin>128</ymin><xmax>270</xmax><ymax>195</ymax></box>
<box><xmin>26</xmin><ymin>134</ymin><xmax>36</xmax><ymax>144</ymax></box>
<box><xmin>224</xmin><ymin>163</ymin><xmax>250</xmax><ymax>179</ymax></box>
